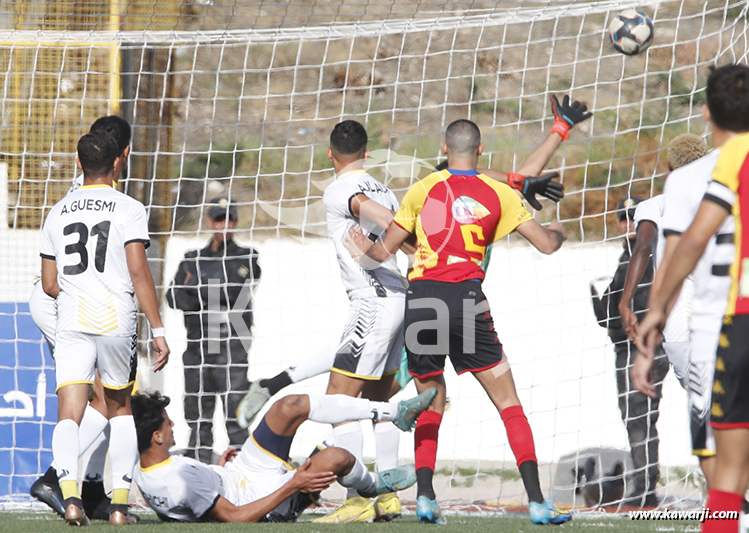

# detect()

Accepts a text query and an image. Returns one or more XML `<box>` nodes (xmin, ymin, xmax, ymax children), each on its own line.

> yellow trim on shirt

<box><xmin>336</xmin><ymin>169</ymin><xmax>367</xmax><ymax>180</ymax></box>
<box><xmin>78</xmin><ymin>184</ymin><xmax>115</xmax><ymax>189</ymax></box>
<box><xmin>140</xmin><ymin>456</ymin><xmax>173</xmax><ymax>473</ymax></box>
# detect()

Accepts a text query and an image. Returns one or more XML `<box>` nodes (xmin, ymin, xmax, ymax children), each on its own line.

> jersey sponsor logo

<box><xmin>60</xmin><ymin>198</ymin><xmax>116</xmax><ymax>215</ymax></box>
<box><xmin>452</xmin><ymin>196</ymin><xmax>490</xmax><ymax>224</ymax></box>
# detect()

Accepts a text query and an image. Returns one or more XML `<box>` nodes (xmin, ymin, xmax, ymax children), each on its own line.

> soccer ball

<box><xmin>609</xmin><ymin>9</ymin><xmax>654</xmax><ymax>56</ymax></box>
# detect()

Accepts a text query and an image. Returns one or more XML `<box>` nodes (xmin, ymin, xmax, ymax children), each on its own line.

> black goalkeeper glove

<box><xmin>507</xmin><ymin>172</ymin><xmax>563</xmax><ymax>210</ymax></box>
<box><xmin>434</xmin><ymin>160</ymin><xmax>449</xmax><ymax>171</ymax></box>
<box><xmin>550</xmin><ymin>94</ymin><xmax>592</xmax><ymax>140</ymax></box>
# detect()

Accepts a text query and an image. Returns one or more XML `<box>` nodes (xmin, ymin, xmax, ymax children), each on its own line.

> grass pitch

<box><xmin>0</xmin><ymin>511</ymin><xmax>701</xmax><ymax>532</ymax></box>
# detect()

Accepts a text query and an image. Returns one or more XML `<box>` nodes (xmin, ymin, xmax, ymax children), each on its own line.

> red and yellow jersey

<box><xmin>393</xmin><ymin>168</ymin><xmax>532</xmax><ymax>283</ymax></box>
<box><xmin>707</xmin><ymin>132</ymin><xmax>749</xmax><ymax>316</ymax></box>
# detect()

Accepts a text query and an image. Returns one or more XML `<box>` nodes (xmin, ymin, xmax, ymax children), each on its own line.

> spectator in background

<box><xmin>166</xmin><ymin>197</ymin><xmax>261</xmax><ymax>463</ymax></box>
<box><xmin>590</xmin><ymin>196</ymin><xmax>668</xmax><ymax>508</ymax></box>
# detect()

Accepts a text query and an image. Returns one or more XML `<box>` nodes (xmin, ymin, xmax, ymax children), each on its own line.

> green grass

<box><xmin>0</xmin><ymin>512</ymin><xmax>702</xmax><ymax>532</ymax></box>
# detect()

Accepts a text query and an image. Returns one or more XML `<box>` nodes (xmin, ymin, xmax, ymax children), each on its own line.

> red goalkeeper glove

<box><xmin>550</xmin><ymin>95</ymin><xmax>592</xmax><ymax>141</ymax></box>
<box><xmin>507</xmin><ymin>172</ymin><xmax>564</xmax><ymax>211</ymax></box>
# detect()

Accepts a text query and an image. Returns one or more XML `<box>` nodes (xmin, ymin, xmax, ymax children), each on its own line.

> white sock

<box><xmin>78</xmin><ymin>405</ymin><xmax>109</xmax><ymax>458</ymax></box>
<box><xmin>82</xmin><ymin>424</ymin><xmax>110</xmax><ymax>483</ymax></box>
<box><xmin>334</xmin><ymin>422</ymin><xmax>365</xmax><ymax>499</ymax></box>
<box><xmin>287</xmin><ymin>351</ymin><xmax>336</xmax><ymax>383</ymax></box>
<box><xmin>108</xmin><ymin>415</ymin><xmax>138</xmax><ymax>492</ymax></box>
<box><xmin>374</xmin><ymin>421</ymin><xmax>399</xmax><ymax>472</ymax></box>
<box><xmin>338</xmin><ymin>458</ymin><xmax>378</xmax><ymax>497</ymax></box>
<box><xmin>307</xmin><ymin>394</ymin><xmax>398</xmax><ymax>424</ymax></box>
<box><xmin>53</xmin><ymin>419</ymin><xmax>80</xmax><ymax>484</ymax></box>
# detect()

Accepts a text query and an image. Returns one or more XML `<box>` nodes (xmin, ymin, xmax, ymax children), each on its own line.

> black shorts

<box><xmin>711</xmin><ymin>314</ymin><xmax>749</xmax><ymax>429</ymax></box>
<box><xmin>404</xmin><ymin>279</ymin><xmax>506</xmax><ymax>379</ymax></box>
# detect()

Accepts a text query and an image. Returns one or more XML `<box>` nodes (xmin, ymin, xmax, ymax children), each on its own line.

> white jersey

<box><xmin>634</xmin><ymin>195</ymin><xmax>692</xmax><ymax>344</ymax></box>
<box><xmin>135</xmin><ymin>455</ymin><xmax>228</xmax><ymax>522</ymax></box>
<box><xmin>40</xmin><ymin>184</ymin><xmax>150</xmax><ymax>337</ymax></box>
<box><xmin>323</xmin><ymin>170</ymin><xmax>407</xmax><ymax>297</ymax></box>
<box><xmin>135</xmin><ymin>449</ymin><xmax>296</xmax><ymax>522</ymax></box>
<box><xmin>661</xmin><ymin>150</ymin><xmax>735</xmax><ymax>333</ymax></box>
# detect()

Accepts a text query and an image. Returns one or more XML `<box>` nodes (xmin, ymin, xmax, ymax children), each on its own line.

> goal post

<box><xmin>1</xmin><ymin>0</ymin><xmax>748</xmax><ymax>513</ymax></box>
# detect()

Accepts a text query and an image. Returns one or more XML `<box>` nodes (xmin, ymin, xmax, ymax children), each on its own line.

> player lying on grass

<box><xmin>131</xmin><ymin>387</ymin><xmax>437</xmax><ymax>522</ymax></box>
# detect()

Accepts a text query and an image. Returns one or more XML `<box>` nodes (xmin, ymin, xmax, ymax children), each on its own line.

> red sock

<box><xmin>702</xmin><ymin>489</ymin><xmax>743</xmax><ymax>533</ymax></box>
<box><xmin>414</xmin><ymin>411</ymin><xmax>442</xmax><ymax>471</ymax></box>
<box><xmin>500</xmin><ymin>405</ymin><xmax>537</xmax><ymax>467</ymax></box>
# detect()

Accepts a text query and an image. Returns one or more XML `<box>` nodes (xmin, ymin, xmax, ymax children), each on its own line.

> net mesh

<box><xmin>1</xmin><ymin>0</ymin><xmax>747</xmax><ymax>514</ymax></box>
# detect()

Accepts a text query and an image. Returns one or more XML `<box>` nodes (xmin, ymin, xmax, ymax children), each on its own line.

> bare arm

<box><xmin>618</xmin><ymin>220</ymin><xmax>657</xmax><ymax>339</ymax></box>
<box><xmin>125</xmin><ymin>241</ymin><xmax>170</xmax><ymax>371</ymax></box>
<box><xmin>208</xmin><ymin>459</ymin><xmax>336</xmax><ymax>523</ymax></box>
<box><xmin>515</xmin><ymin>219</ymin><xmax>567</xmax><ymax>255</ymax></box>
<box><xmin>350</xmin><ymin>193</ymin><xmax>395</xmax><ymax>231</ymax></box>
<box><xmin>358</xmin><ymin>221</ymin><xmax>411</xmax><ymax>264</ymax></box>
<box><xmin>41</xmin><ymin>257</ymin><xmax>60</xmax><ymax>299</ymax></box>
<box><xmin>517</xmin><ymin>132</ymin><xmax>565</xmax><ymax>177</ymax></box>
<box><xmin>637</xmin><ymin>200</ymin><xmax>729</xmax><ymax>356</ymax></box>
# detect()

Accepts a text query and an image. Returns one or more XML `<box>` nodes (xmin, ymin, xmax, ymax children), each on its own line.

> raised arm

<box><xmin>126</xmin><ymin>241</ymin><xmax>170</xmax><ymax>371</ymax></box>
<box><xmin>618</xmin><ymin>220</ymin><xmax>657</xmax><ymax>339</ymax></box>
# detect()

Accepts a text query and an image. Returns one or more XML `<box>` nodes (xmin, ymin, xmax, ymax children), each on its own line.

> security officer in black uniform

<box><xmin>590</xmin><ymin>196</ymin><xmax>669</xmax><ymax>508</ymax></box>
<box><xmin>166</xmin><ymin>197</ymin><xmax>261</xmax><ymax>463</ymax></box>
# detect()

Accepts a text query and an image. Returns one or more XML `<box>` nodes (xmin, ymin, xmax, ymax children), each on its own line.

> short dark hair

<box><xmin>706</xmin><ymin>64</ymin><xmax>749</xmax><ymax>133</ymax></box>
<box><xmin>330</xmin><ymin>120</ymin><xmax>368</xmax><ymax>157</ymax></box>
<box><xmin>77</xmin><ymin>130</ymin><xmax>119</xmax><ymax>177</ymax></box>
<box><xmin>90</xmin><ymin>115</ymin><xmax>131</xmax><ymax>156</ymax></box>
<box><xmin>445</xmin><ymin>120</ymin><xmax>481</xmax><ymax>157</ymax></box>
<box><xmin>131</xmin><ymin>391</ymin><xmax>171</xmax><ymax>453</ymax></box>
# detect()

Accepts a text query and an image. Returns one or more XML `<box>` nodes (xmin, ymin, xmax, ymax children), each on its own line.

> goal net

<box><xmin>1</xmin><ymin>0</ymin><xmax>747</xmax><ymax>515</ymax></box>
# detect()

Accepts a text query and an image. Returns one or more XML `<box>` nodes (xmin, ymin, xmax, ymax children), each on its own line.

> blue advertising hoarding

<box><xmin>0</xmin><ymin>302</ymin><xmax>56</xmax><ymax>499</ymax></box>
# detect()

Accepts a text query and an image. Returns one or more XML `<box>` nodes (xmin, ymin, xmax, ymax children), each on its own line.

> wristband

<box><xmin>550</xmin><ymin>119</ymin><xmax>571</xmax><ymax>141</ymax></box>
<box><xmin>506</xmin><ymin>172</ymin><xmax>525</xmax><ymax>191</ymax></box>
<box><xmin>152</xmin><ymin>327</ymin><xmax>165</xmax><ymax>338</ymax></box>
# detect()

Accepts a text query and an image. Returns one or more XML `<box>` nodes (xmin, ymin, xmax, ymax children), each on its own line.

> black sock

<box><xmin>109</xmin><ymin>503</ymin><xmax>128</xmax><ymax>515</ymax></box>
<box><xmin>81</xmin><ymin>481</ymin><xmax>107</xmax><ymax>503</ymax></box>
<box><xmin>416</xmin><ymin>467</ymin><xmax>436</xmax><ymax>500</ymax></box>
<box><xmin>41</xmin><ymin>466</ymin><xmax>59</xmax><ymax>485</ymax></box>
<box><xmin>519</xmin><ymin>461</ymin><xmax>544</xmax><ymax>504</ymax></box>
<box><xmin>260</xmin><ymin>372</ymin><xmax>293</xmax><ymax>396</ymax></box>
<box><xmin>64</xmin><ymin>496</ymin><xmax>83</xmax><ymax>510</ymax></box>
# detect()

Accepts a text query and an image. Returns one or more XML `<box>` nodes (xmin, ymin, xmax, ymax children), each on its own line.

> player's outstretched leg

<box><xmin>237</xmin><ymin>351</ymin><xmax>337</xmax><ymax>428</ymax></box>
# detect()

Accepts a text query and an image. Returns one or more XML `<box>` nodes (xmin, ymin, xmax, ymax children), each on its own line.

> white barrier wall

<box><xmin>1</xmin><ymin>229</ymin><xmax>692</xmax><ymax>468</ymax></box>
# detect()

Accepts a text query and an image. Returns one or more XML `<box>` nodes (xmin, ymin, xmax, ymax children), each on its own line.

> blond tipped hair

<box><xmin>667</xmin><ymin>133</ymin><xmax>709</xmax><ymax>170</ymax></box>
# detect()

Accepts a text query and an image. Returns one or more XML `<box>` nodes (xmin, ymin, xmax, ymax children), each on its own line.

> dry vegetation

<box><xmin>144</xmin><ymin>0</ymin><xmax>747</xmax><ymax>240</ymax></box>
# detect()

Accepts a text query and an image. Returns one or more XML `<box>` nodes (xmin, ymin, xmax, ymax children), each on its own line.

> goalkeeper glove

<box><xmin>507</xmin><ymin>172</ymin><xmax>563</xmax><ymax>211</ymax></box>
<box><xmin>550</xmin><ymin>94</ymin><xmax>592</xmax><ymax>141</ymax></box>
